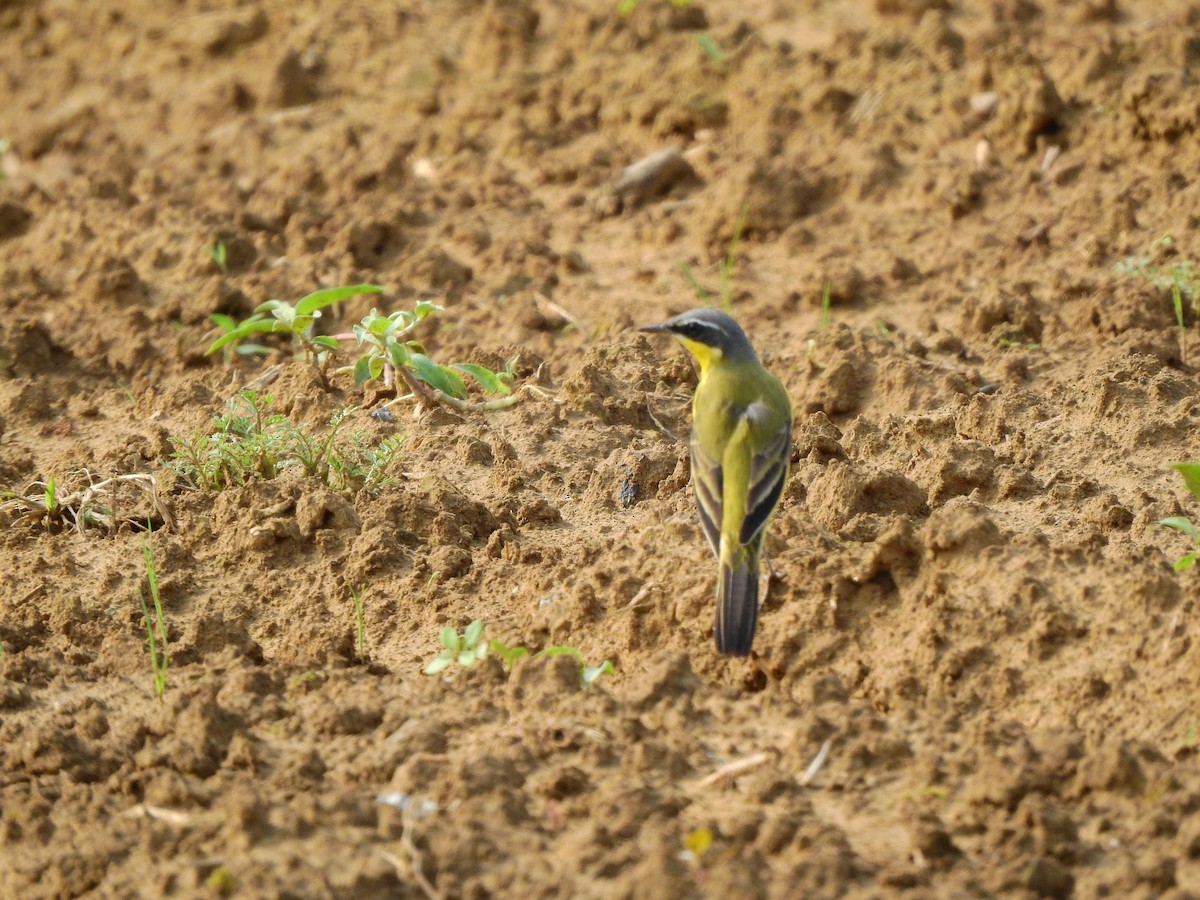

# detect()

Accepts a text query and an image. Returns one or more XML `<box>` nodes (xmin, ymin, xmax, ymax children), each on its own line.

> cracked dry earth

<box><xmin>3</xmin><ymin>0</ymin><xmax>1200</xmax><ymax>897</ymax></box>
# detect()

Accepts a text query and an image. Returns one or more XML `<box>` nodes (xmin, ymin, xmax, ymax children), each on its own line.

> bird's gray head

<box><xmin>639</xmin><ymin>309</ymin><xmax>758</xmax><ymax>362</ymax></box>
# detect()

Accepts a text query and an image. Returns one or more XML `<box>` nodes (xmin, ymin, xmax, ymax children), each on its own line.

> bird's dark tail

<box><xmin>715</xmin><ymin>561</ymin><xmax>758</xmax><ymax>656</ymax></box>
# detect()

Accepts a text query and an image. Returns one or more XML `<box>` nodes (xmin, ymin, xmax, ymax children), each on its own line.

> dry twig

<box><xmin>697</xmin><ymin>751</ymin><xmax>773</xmax><ymax>788</ymax></box>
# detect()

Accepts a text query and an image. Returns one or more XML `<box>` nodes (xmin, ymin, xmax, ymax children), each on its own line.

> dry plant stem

<box><xmin>1</xmin><ymin>473</ymin><xmax>171</xmax><ymax>531</ymax></box>
<box><xmin>533</xmin><ymin>292</ymin><xmax>591</xmax><ymax>340</ymax></box>
<box><xmin>801</xmin><ymin>739</ymin><xmax>833</xmax><ymax>786</ymax></box>
<box><xmin>393</xmin><ymin>365</ymin><xmax>555</xmax><ymax>413</ymax></box>
<box><xmin>697</xmin><ymin>751</ymin><xmax>773</xmax><ymax>788</ymax></box>
<box><xmin>644</xmin><ymin>397</ymin><xmax>681</xmax><ymax>442</ymax></box>
<box><xmin>380</xmin><ymin>806</ymin><xmax>442</xmax><ymax>900</ymax></box>
<box><xmin>122</xmin><ymin>803</ymin><xmax>192</xmax><ymax>826</ymax></box>
<box><xmin>622</xmin><ymin>582</ymin><xmax>658</xmax><ymax>610</ymax></box>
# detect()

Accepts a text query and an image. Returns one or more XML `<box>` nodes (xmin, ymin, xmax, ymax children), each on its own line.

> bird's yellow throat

<box><xmin>678</xmin><ymin>337</ymin><xmax>722</xmax><ymax>377</ymax></box>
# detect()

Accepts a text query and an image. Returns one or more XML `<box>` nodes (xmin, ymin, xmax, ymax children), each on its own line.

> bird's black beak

<box><xmin>639</xmin><ymin>323</ymin><xmax>671</xmax><ymax>334</ymax></box>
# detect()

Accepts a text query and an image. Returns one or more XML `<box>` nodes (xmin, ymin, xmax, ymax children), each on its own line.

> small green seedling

<box><xmin>207</xmin><ymin>283</ymin><xmax>384</xmax><ymax>370</ymax></box>
<box><xmin>210</xmin><ymin>291</ymin><xmax>542</xmax><ymax>413</ymax></box>
<box><xmin>1115</xmin><ymin>244</ymin><xmax>1200</xmax><ymax>364</ymax></box>
<box><xmin>694</xmin><ymin>31</ymin><xmax>726</xmax><ymax>71</ymax></box>
<box><xmin>1161</xmin><ymin>462</ymin><xmax>1200</xmax><ymax>571</ymax></box>
<box><xmin>489</xmin><ymin>640</ymin><xmax>531</xmax><ymax>668</ymax></box>
<box><xmin>168</xmin><ymin>391</ymin><xmax>404</xmax><ymax>494</ymax></box>
<box><xmin>424</xmin><ymin>620</ymin><xmax>488</xmax><ymax>675</ymax></box>
<box><xmin>206</xmin><ymin>241</ymin><xmax>229</xmax><ymax>275</ymax></box>
<box><xmin>42</xmin><ymin>476</ymin><xmax>59</xmax><ymax>516</ymax></box>
<box><xmin>349</xmin><ymin>585</ymin><xmax>367</xmax><ymax>661</ymax></box>
<box><xmin>489</xmin><ymin>640</ymin><xmax>615</xmax><ymax>687</ymax></box>
<box><xmin>339</xmin><ymin>304</ymin><xmax>522</xmax><ymax>411</ymax></box>
<box><xmin>138</xmin><ymin>534</ymin><xmax>169</xmax><ymax>699</ymax></box>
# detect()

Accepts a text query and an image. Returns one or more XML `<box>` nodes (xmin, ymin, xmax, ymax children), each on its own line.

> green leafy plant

<box><xmin>138</xmin><ymin>535</ymin><xmax>169</xmax><ymax>699</ymax></box>
<box><xmin>341</xmin><ymin>305</ymin><xmax>526</xmax><ymax>412</ymax></box>
<box><xmin>349</xmin><ymin>585</ymin><xmax>367</xmax><ymax>661</ymax></box>
<box><xmin>1161</xmin><ymin>462</ymin><xmax>1200</xmax><ymax>571</ymax></box>
<box><xmin>207</xmin><ymin>284</ymin><xmax>384</xmax><ymax>371</ymax></box>
<box><xmin>206</xmin><ymin>240</ymin><xmax>229</xmax><ymax>275</ymax></box>
<box><xmin>210</xmin><ymin>293</ymin><xmax>545</xmax><ymax>413</ymax></box>
<box><xmin>424</xmin><ymin>620</ymin><xmax>489</xmax><ymax>675</ymax></box>
<box><xmin>490</xmin><ymin>639</ymin><xmax>615</xmax><ymax>687</ymax></box>
<box><xmin>168</xmin><ymin>390</ymin><xmax>404</xmax><ymax>494</ymax></box>
<box><xmin>424</xmin><ymin>622</ymin><xmax>616</xmax><ymax>686</ymax></box>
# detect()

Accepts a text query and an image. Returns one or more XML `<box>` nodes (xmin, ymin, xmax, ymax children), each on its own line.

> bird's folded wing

<box><xmin>690</xmin><ymin>434</ymin><xmax>722</xmax><ymax>557</ymax></box>
<box><xmin>692</xmin><ymin>402</ymin><xmax>791</xmax><ymax>554</ymax></box>
<box><xmin>739</xmin><ymin>404</ymin><xmax>791</xmax><ymax>545</ymax></box>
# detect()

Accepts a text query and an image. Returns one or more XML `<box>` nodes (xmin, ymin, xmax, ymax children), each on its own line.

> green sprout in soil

<box><xmin>1115</xmin><ymin>241</ymin><xmax>1200</xmax><ymax>365</ymax></box>
<box><xmin>424</xmin><ymin>620</ymin><xmax>488</xmax><ymax>675</ymax></box>
<box><xmin>205</xmin><ymin>240</ymin><xmax>229</xmax><ymax>275</ymax></box>
<box><xmin>138</xmin><ymin>534</ymin><xmax>169</xmax><ymax>700</ymax></box>
<box><xmin>424</xmin><ymin>621</ymin><xmax>616</xmax><ymax>686</ymax></box>
<box><xmin>208</xmin><ymin>283</ymin><xmax>384</xmax><ymax>373</ymax></box>
<box><xmin>336</xmin><ymin>304</ymin><xmax>524</xmax><ymax>412</ymax></box>
<box><xmin>489</xmin><ymin>636</ymin><xmax>616</xmax><ymax>686</ymax></box>
<box><xmin>168</xmin><ymin>390</ymin><xmax>404</xmax><ymax>494</ymax></box>
<box><xmin>616</xmin><ymin>0</ymin><xmax>723</xmax><ymax>69</ymax></box>
<box><xmin>693</xmin><ymin>31</ymin><xmax>726</xmax><ymax>71</ymax></box>
<box><xmin>350</xmin><ymin>585</ymin><xmax>367</xmax><ymax>661</ymax></box>
<box><xmin>1161</xmin><ymin>462</ymin><xmax>1200</xmax><ymax>571</ymax></box>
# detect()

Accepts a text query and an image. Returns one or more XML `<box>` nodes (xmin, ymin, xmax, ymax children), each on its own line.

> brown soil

<box><xmin>3</xmin><ymin>1</ymin><xmax>1200</xmax><ymax>897</ymax></box>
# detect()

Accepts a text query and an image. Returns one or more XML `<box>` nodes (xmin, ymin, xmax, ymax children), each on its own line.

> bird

<box><xmin>640</xmin><ymin>309</ymin><xmax>793</xmax><ymax>656</ymax></box>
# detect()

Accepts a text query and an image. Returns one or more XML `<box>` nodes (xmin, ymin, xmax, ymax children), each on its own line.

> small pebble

<box><xmin>970</xmin><ymin>91</ymin><xmax>1000</xmax><ymax>116</ymax></box>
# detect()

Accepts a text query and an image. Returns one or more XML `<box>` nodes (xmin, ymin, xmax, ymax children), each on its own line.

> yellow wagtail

<box><xmin>641</xmin><ymin>309</ymin><xmax>793</xmax><ymax>656</ymax></box>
